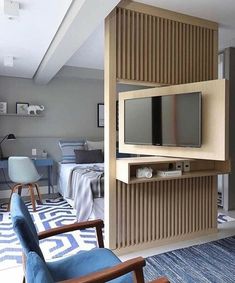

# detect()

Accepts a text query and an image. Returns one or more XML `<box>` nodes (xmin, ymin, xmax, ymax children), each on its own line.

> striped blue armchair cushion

<box><xmin>59</xmin><ymin>140</ymin><xmax>85</xmax><ymax>163</ymax></box>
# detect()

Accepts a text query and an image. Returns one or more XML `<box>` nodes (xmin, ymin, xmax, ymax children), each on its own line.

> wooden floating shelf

<box><xmin>116</xmin><ymin>156</ymin><xmax>230</xmax><ymax>184</ymax></box>
<box><xmin>128</xmin><ymin>170</ymin><xmax>221</xmax><ymax>184</ymax></box>
<box><xmin>0</xmin><ymin>113</ymin><xmax>43</xmax><ymax>117</ymax></box>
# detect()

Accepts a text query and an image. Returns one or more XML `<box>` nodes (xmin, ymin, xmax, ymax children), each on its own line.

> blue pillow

<box><xmin>26</xmin><ymin>252</ymin><xmax>54</xmax><ymax>283</ymax></box>
<box><xmin>59</xmin><ymin>140</ymin><xmax>85</xmax><ymax>163</ymax></box>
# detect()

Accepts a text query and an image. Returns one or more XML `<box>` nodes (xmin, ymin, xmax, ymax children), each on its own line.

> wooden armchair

<box><xmin>11</xmin><ymin>193</ymin><xmax>169</xmax><ymax>283</ymax></box>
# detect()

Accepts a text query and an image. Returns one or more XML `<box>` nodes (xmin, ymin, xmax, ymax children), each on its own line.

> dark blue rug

<box><xmin>144</xmin><ymin>236</ymin><xmax>235</xmax><ymax>283</ymax></box>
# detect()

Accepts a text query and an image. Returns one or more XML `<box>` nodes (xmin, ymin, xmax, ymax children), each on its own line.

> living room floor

<box><xmin>1</xmin><ymin>209</ymin><xmax>235</xmax><ymax>283</ymax></box>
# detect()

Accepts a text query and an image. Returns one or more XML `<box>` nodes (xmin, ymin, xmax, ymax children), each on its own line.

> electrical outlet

<box><xmin>32</xmin><ymin>148</ymin><xmax>37</xmax><ymax>156</ymax></box>
<box><xmin>176</xmin><ymin>162</ymin><xmax>183</xmax><ymax>170</ymax></box>
<box><xmin>183</xmin><ymin>161</ymin><xmax>190</xmax><ymax>172</ymax></box>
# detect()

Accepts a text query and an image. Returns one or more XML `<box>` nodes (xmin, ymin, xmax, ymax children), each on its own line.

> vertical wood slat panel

<box><xmin>178</xmin><ymin>22</ymin><xmax>182</xmax><ymax>84</ymax></box>
<box><xmin>117</xmin><ymin>8</ymin><xmax>122</xmax><ymax>79</ymax></box>
<box><xmin>140</xmin><ymin>13</ymin><xmax>144</xmax><ymax>81</ymax></box>
<box><xmin>117</xmin><ymin>180</ymin><xmax>121</xmax><ymax>249</ymax></box>
<box><xmin>131</xmin><ymin>11</ymin><xmax>135</xmax><ymax>80</ymax></box>
<box><xmin>126</xmin><ymin>10</ymin><xmax>131</xmax><ymax>80</ymax></box>
<box><xmin>116</xmin><ymin>7</ymin><xmax>217</xmax><ymax>84</ymax></box>
<box><xmin>116</xmin><ymin>176</ymin><xmax>216</xmax><ymax>249</ymax></box>
<box><xmin>152</xmin><ymin>17</ymin><xmax>156</xmax><ymax>82</ymax></box>
<box><xmin>168</xmin><ymin>19</ymin><xmax>172</xmax><ymax>84</ymax></box>
<box><xmin>156</xmin><ymin>17</ymin><xmax>160</xmax><ymax>83</ymax></box>
<box><xmin>148</xmin><ymin>15</ymin><xmax>152</xmax><ymax>82</ymax></box>
<box><xmin>160</xmin><ymin>18</ymin><xmax>164</xmax><ymax>83</ymax></box>
<box><xmin>135</xmin><ymin>13</ymin><xmax>140</xmax><ymax>81</ymax></box>
<box><xmin>171</xmin><ymin>21</ymin><xmax>175</xmax><ymax>84</ymax></box>
<box><xmin>175</xmin><ymin>21</ymin><xmax>179</xmax><ymax>84</ymax></box>
<box><xmin>121</xmin><ymin>8</ymin><xmax>126</xmax><ymax>80</ymax></box>
<box><xmin>164</xmin><ymin>19</ymin><xmax>168</xmax><ymax>84</ymax></box>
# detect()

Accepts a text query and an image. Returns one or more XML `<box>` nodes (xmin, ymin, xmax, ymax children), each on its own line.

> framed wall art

<box><xmin>16</xmin><ymin>102</ymin><xmax>29</xmax><ymax>115</ymax></box>
<box><xmin>97</xmin><ymin>103</ymin><xmax>104</xmax><ymax>127</ymax></box>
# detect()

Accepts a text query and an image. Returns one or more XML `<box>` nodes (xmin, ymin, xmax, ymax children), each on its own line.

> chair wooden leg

<box><xmin>28</xmin><ymin>184</ymin><xmax>36</xmax><ymax>212</ymax></box>
<box><xmin>18</xmin><ymin>185</ymin><xmax>22</xmax><ymax>196</ymax></box>
<box><xmin>34</xmin><ymin>183</ymin><xmax>42</xmax><ymax>203</ymax></box>
<box><xmin>7</xmin><ymin>184</ymin><xmax>22</xmax><ymax>212</ymax></box>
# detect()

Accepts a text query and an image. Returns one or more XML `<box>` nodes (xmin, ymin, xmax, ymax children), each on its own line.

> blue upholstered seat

<box><xmin>11</xmin><ymin>193</ymin><xmax>132</xmax><ymax>283</ymax></box>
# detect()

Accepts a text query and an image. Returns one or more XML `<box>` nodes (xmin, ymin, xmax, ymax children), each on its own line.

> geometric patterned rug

<box><xmin>217</xmin><ymin>212</ymin><xmax>235</xmax><ymax>224</ymax></box>
<box><xmin>0</xmin><ymin>197</ymin><xmax>97</xmax><ymax>271</ymax></box>
<box><xmin>0</xmin><ymin>196</ymin><xmax>234</xmax><ymax>272</ymax></box>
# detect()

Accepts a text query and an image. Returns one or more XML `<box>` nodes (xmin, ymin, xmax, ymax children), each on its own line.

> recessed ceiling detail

<box><xmin>1</xmin><ymin>0</ymin><xmax>235</xmax><ymax>80</ymax></box>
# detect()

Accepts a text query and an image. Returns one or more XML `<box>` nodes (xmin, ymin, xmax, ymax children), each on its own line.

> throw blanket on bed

<box><xmin>66</xmin><ymin>165</ymin><xmax>104</xmax><ymax>221</ymax></box>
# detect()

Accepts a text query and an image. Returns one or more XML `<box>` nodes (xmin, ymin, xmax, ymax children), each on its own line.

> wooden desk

<box><xmin>0</xmin><ymin>157</ymin><xmax>54</xmax><ymax>194</ymax></box>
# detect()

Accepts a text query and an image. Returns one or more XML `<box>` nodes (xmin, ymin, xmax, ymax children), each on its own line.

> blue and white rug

<box><xmin>0</xmin><ymin>196</ymin><xmax>234</xmax><ymax>271</ymax></box>
<box><xmin>217</xmin><ymin>212</ymin><xmax>235</xmax><ymax>224</ymax></box>
<box><xmin>0</xmin><ymin>197</ymin><xmax>98</xmax><ymax>270</ymax></box>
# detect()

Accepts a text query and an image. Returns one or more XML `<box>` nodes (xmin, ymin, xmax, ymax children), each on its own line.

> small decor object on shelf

<box><xmin>27</xmin><ymin>104</ymin><xmax>45</xmax><ymax>115</ymax></box>
<box><xmin>157</xmin><ymin>170</ymin><xmax>182</xmax><ymax>177</ymax></box>
<box><xmin>0</xmin><ymin>102</ymin><xmax>7</xmax><ymax>114</ymax></box>
<box><xmin>16</xmin><ymin>102</ymin><xmax>29</xmax><ymax>115</ymax></box>
<box><xmin>136</xmin><ymin>167</ymin><xmax>153</xmax><ymax>179</ymax></box>
<box><xmin>42</xmin><ymin>150</ymin><xmax>48</xmax><ymax>158</ymax></box>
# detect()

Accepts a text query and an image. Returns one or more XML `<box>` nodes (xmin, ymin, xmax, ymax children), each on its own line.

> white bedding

<box><xmin>57</xmin><ymin>162</ymin><xmax>104</xmax><ymax>220</ymax></box>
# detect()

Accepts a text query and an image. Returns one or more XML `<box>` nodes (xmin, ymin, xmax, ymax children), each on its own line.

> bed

<box><xmin>57</xmin><ymin>139</ymin><xmax>105</xmax><ymax>221</ymax></box>
<box><xmin>57</xmin><ymin>162</ymin><xmax>104</xmax><ymax>221</ymax></box>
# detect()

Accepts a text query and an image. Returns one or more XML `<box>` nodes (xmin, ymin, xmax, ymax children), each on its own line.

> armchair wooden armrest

<box><xmin>149</xmin><ymin>278</ymin><xmax>170</xmax><ymax>283</ymax></box>
<box><xmin>58</xmin><ymin>257</ymin><xmax>169</xmax><ymax>283</ymax></box>
<box><xmin>38</xmin><ymin>219</ymin><xmax>104</xmax><ymax>247</ymax></box>
<box><xmin>59</xmin><ymin>257</ymin><xmax>145</xmax><ymax>283</ymax></box>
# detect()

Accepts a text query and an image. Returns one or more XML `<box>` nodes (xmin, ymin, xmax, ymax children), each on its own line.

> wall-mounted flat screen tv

<box><xmin>124</xmin><ymin>92</ymin><xmax>202</xmax><ymax>147</ymax></box>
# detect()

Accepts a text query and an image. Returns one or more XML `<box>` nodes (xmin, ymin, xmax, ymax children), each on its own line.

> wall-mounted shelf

<box><xmin>0</xmin><ymin>113</ymin><xmax>43</xmax><ymax>117</ymax></box>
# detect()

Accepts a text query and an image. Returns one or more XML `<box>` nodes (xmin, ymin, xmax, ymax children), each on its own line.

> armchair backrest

<box><xmin>10</xmin><ymin>193</ymin><xmax>44</xmax><ymax>259</ymax></box>
<box><xmin>26</xmin><ymin>252</ymin><xmax>54</xmax><ymax>283</ymax></box>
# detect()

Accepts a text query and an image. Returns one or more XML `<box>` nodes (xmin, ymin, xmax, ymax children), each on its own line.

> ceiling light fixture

<box><xmin>3</xmin><ymin>0</ymin><xmax>19</xmax><ymax>19</ymax></box>
<box><xmin>4</xmin><ymin>56</ymin><xmax>14</xmax><ymax>67</ymax></box>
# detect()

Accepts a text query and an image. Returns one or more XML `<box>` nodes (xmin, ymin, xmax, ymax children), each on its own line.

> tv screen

<box><xmin>124</xmin><ymin>92</ymin><xmax>202</xmax><ymax>147</ymax></box>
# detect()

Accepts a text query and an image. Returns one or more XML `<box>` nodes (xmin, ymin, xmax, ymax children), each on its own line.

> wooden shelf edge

<box><xmin>117</xmin><ymin>170</ymin><xmax>222</xmax><ymax>184</ymax></box>
<box><xmin>0</xmin><ymin>113</ymin><xmax>43</xmax><ymax>117</ymax></box>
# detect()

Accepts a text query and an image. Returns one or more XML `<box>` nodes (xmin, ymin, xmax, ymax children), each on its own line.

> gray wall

<box><xmin>0</xmin><ymin>67</ymin><xmax>105</xmax><ymax>162</ymax></box>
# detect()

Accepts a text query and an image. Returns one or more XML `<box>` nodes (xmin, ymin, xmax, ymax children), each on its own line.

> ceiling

<box><xmin>1</xmin><ymin>0</ymin><xmax>235</xmax><ymax>79</ymax></box>
<box><xmin>0</xmin><ymin>0</ymin><xmax>72</xmax><ymax>78</ymax></box>
<box><xmin>66</xmin><ymin>0</ymin><xmax>235</xmax><ymax>71</ymax></box>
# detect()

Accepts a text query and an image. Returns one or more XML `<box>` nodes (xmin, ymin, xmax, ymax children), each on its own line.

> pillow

<box><xmin>74</xmin><ymin>149</ymin><xmax>104</xmax><ymax>164</ymax></box>
<box><xmin>86</xmin><ymin>140</ymin><xmax>104</xmax><ymax>152</ymax></box>
<box><xmin>59</xmin><ymin>140</ymin><xmax>85</xmax><ymax>163</ymax></box>
<box><xmin>26</xmin><ymin>252</ymin><xmax>54</xmax><ymax>283</ymax></box>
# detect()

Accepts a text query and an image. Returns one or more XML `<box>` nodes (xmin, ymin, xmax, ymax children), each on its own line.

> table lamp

<box><xmin>0</xmin><ymin>134</ymin><xmax>16</xmax><ymax>159</ymax></box>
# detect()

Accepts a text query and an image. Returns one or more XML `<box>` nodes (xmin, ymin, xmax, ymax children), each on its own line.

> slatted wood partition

<box><xmin>116</xmin><ymin>6</ymin><xmax>218</xmax><ymax>85</ymax></box>
<box><xmin>116</xmin><ymin>175</ymin><xmax>217</xmax><ymax>251</ymax></box>
<box><xmin>105</xmin><ymin>1</ymin><xmax>220</xmax><ymax>251</ymax></box>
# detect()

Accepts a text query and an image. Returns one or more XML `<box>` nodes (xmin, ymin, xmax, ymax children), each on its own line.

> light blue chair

<box><xmin>8</xmin><ymin>156</ymin><xmax>42</xmax><ymax>211</ymax></box>
<box><xmin>11</xmin><ymin>193</ymin><xmax>169</xmax><ymax>283</ymax></box>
